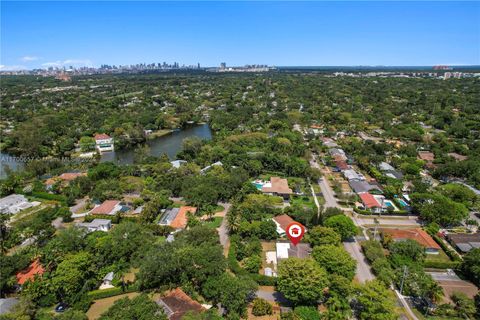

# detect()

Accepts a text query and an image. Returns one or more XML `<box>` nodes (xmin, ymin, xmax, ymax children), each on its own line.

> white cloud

<box><xmin>20</xmin><ymin>56</ymin><xmax>39</xmax><ymax>62</ymax></box>
<box><xmin>41</xmin><ymin>59</ymin><xmax>93</xmax><ymax>68</ymax></box>
<box><xmin>0</xmin><ymin>65</ymin><xmax>28</xmax><ymax>71</ymax></box>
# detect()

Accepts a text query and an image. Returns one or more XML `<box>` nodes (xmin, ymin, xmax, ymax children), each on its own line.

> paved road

<box><xmin>309</xmin><ymin>158</ymin><xmax>338</xmax><ymax>208</ymax></box>
<box><xmin>355</xmin><ymin>215</ymin><xmax>422</xmax><ymax>227</ymax></box>
<box><xmin>217</xmin><ymin>202</ymin><xmax>231</xmax><ymax>256</ymax></box>
<box><xmin>343</xmin><ymin>240</ymin><xmax>375</xmax><ymax>283</ymax></box>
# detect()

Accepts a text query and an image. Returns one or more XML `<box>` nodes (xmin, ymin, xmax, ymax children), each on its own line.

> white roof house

<box><xmin>170</xmin><ymin>160</ymin><xmax>187</xmax><ymax>168</ymax></box>
<box><xmin>343</xmin><ymin>169</ymin><xmax>365</xmax><ymax>181</ymax></box>
<box><xmin>76</xmin><ymin>219</ymin><xmax>111</xmax><ymax>233</ymax></box>
<box><xmin>0</xmin><ymin>194</ymin><xmax>39</xmax><ymax>215</ymax></box>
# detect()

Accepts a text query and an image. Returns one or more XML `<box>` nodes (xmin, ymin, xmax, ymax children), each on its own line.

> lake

<box><xmin>100</xmin><ymin>123</ymin><xmax>212</xmax><ymax>164</ymax></box>
<box><xmin>0</xmin><ymin>124</ymin><xmax>212</xmax><ymax>178</ymax></box>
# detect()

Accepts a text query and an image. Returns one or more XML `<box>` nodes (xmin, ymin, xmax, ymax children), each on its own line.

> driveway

<box><xmin>217</xmin><ymin>202</ymin><xmax>231</xmax><ymax>256</ymax></box>
<box><xmin>309</xmin><ymin>157</ymin><xmax>338</xmax><ymax>208</ymax></box>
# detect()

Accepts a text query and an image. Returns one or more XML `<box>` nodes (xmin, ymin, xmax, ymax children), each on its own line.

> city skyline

<box><xmin>1</xmin><ymin>1</ymin><xmax>479</xmax><ymax>70</ymax></box>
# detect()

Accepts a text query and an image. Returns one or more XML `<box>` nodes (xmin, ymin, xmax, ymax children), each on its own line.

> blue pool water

<box><xmin>253</xmin><ymin>183</ymin><xmax>263</xmax><ymax>190</ymax></box>
<box><xmin>385</xmin><ymin>201</ymin><xmax>393</xmax><ymax>208</ymax></box>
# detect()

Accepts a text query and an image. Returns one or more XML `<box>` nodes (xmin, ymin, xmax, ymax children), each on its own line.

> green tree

<box><xmin>461</xmin><ymin>248</ymin><xmax>480</xmax><ymax>286</ymax></box>
<box><xmin>324</xmin><ymin>215</ymin><xmax>356</xmax><ymax>241</ymax></box>
<box><xmin>51</xmin><ymin>251</ymin><xmax>95</xmax><ymax>303</ymax></box>
<box><xmin>312</xmin><ymin>245</ymin><xmax>356</xmax><ymax>280</ymax></box>
<box><xmin>98</xmin><ymin>294</ymin><xmax>166</xmax><ymax>320</ymax></box>
<box><xmin>451</xmin><ymin>292</ymin><xmax>476</xmax><ymax>318</ymax></box>
<box><xmin>277</xmin><ymin>258</ymin><xmax>329</xmax><ymax>305</ymax></box>
<box><xmin>355</xmin><ymin>280</ymin><xmax>397</xmax><ymax>320</ymax></box>
<box><xmin>202</xmin><ymin>273</ymin><xmax>257</xmax><ymax>318</ymax></box>
<box><xmin>251</xmin><ymin>298</ymin><xmax>273</xmax><ymax>316</ymax></box>
<box><xmin>411</xmin><ymin>193</ymin><xmax>468</xmax><ymax>227</ymax></box>
<box><xmin>306</xmin><ymin>226</ymin><xmax>341</xmax><ymax>247</ymax></box>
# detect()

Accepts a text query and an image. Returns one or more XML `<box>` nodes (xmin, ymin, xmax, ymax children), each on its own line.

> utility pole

<box><xmin>400</xmin><ymin>265</ymin><xmax>408</xmax><ymax>295</ymax></box>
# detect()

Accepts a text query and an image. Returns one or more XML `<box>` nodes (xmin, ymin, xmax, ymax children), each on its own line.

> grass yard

<box><xmin>425</xmin><ymin>249</ymin><xmax>452</xmax><ymax>264</ymax></box>
<box><xmin>290</xmin><ymin>195</ymin><xmax>317</xmax><ymax>210</ymax></box>
<box><xmin>204</xmin><ymin>217</ymin><xmax>223</xmax><ymax>229</ymax></box>
<box><xmin>86</xmin><ymin>292</ymin><xmax>140</xmax><ymax>320</ymax></box>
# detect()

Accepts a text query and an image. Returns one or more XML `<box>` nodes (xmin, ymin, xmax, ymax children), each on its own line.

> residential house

<box><xmin>382</xmin><ymin>228</ymin><xmax>441</xmax><ymax>254</ymax></box>
<box><xmin>272</xmin><ymin>214</ymin><xmax>296</xmax><ymax>236</ymax></box>
<box><xmin>0</xmin><ymin>194</ymin><xmax>39</xmax><ymax>215</ymax></box>
<box><xmin>343</xmin><ymin>169</ymin><xmax>365</xmax><ymax>181</ymax></box>
<box><xmin>16</xmin><ymin>259</ymin><xmax>45</xmax><ymax>285</ymax></box>
<box><xmin>321</xmin><ymin>137</ymin><xmax>339</xmax><ymax>148</ymax></box>
<box><xmin>335</xmin><ymin>160</ymin><xmax>350</xmax><ymax>171</ymax></box>
<box><xmin>158</xmin><ymin>206</ymin><xmax>197</xmax><ymax>229</ymax></box>
<box><xmin>447</xmin><ymin>233</ymin><xmax>480</xmax><ymax>253</ymax></box>
<box><xmin>418</xmin><ymin>151</ymin><xmax>435</xmax><ymax>168</ymax></box>
<box><xmin>261</xmin><ymin>177</ymin><xmax>293</xmax><ymax>199</ymax></box>
<box><xmin>45</xmin><ymin>172</ymin><xmax>87</xmax><ymax>190</ymax></box>
<box><xmin>170</xmin><ymin>160</ymin><xmax>187</xmax><ymax>168</ymax></box>
<box><xmin>94</xmin><ymin>133</ymin><xmax>114</xmax><ymax>152</ymax></box>
<box><xmin>76</xmin><ymin>219</ymin><xmax>112</xmax><ymax>233</ymax></box>
<box><xmin>200</xmin><ymin>161</ymin><xmax>223</xmax><ymax>174</ymax></box>
<box><xmin>379</xmin><ymin>162</ymin><xmax>404</xmax><ymax>180</ymax></box>
<box><xmin>276</xmin><ymin>241</ymin><xmax>311</xmax><ymax>261</ymax></box>
<box><xmin>156</xmin><ymin>288</ymin><xmax>205</xmax><ymax>320</ymax></box>
<box><xmin>90</xmin><ymin>200</ymin><xmax>122</xmax><ymax>215</ymax></box>
<box><xmin>349</xmin><ymin>180</ymin><xmax>383</xmax><ymax>194</ymax></box>
<box><xmin>358</xmin><ymin>193</ymin><xmax>382</xmax><ymax>213</ymax></box>
<box><xmin>329</xmin><ymin>148</ymin><xmax>347</xmax><ymax>160</ymax></box>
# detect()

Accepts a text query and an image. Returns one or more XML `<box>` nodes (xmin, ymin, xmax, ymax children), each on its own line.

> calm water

<box><xmin>0</xmin><ymin>124</ymin><xmax>212</xmax><ymax>178</ymax></box>
<box><xmin>100</xmin><ymin>123</ymin><xmax>212</xmax><ymax>164</ymax></box>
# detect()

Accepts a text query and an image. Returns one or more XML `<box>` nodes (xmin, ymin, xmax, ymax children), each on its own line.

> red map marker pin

<box><xmin>286</xmin><ymin>222</ymin><xmax>305</xmax><ymax>246</ymax></box>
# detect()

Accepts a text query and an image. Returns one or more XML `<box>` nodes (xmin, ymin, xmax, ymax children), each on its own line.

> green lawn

<box><xmin>425</xmin><ymin>248</ymin><xmax>451</xmax><ymax>264</ymax></box>
<box><xmin>290</xmin><ymin>195</ymin><xmax>317</xmax><ymax>210</ymax></box>
<box><xmin>204</xmin><ymin>217</ymin><xmax>223</xmax><ymax>229</ymax></box>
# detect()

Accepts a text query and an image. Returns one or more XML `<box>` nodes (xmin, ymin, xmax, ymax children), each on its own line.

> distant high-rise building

<box><xmin>220</xmin><ymin>62</ymin><xmax>226</xmax><ymax>69</ymax></box>
<box><xmin>197</xmin><ymin>63</ymin><xmax>200</xmax><ymax>69</ymax></box>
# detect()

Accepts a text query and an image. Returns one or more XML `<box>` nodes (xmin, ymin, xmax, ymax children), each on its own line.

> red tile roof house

<box><xmin>156</xmin><ymin>288</ymin><xmax>205</xmax><ymax>320</ymax></box>
<box><xmin>16</xmin><ymin>259</ymin><xmax>45</xmax><ymax>286</ymax></box>
<box><xmin>94</xmin><ymin>133</ymin><xmax>114</xmax><ymax>152</ymax></box>
<box><xmin>272</xmin><ymin>214</ymin><xmax>297</xmax><ymax>236</ymax></box>
<box><xmin>382</xmin><ymin>228</ymin><xmax>441</xmax><ymax>255</ymax></box>
<box><xmin>170</xmin><ymin>206</ymin><xmax>197</xmax><ymax>229</ymax></box>
<box><xmin>418</xmin><ymin>151</ymin><xmax>436</xmax><ymax>169</ymax></box>
<box><xmin>261</xmin><ymin>177</ymin><xmax>293</xmax><ymax>200</ymax></box>
<box><xmin>90</xmin><ymin>200</ymin><xmax>122</xmax><ymax>215</ymax></box>
<box><xmin>358</xmin><ymin>192</ymin><xmax>382</xmax><ymax>214</ymax></box>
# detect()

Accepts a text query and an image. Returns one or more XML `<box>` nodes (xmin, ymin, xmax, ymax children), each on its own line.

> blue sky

<box><xmin>1</xmin><ymin>1</ymin><xmax>479</xmax><ymax>69</ymax></box>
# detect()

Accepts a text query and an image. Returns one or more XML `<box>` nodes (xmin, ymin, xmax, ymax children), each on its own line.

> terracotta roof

<box><xmin>91</xmin><ymin>200</ymin><xmax>120</xmax><ymax>215</ymax></box>
<box><xmin>261</xmin><ymin>177</ymin><xmax>293</xmax><ymax>195</ymax></box>
<box><xmin>418</xmin><ymin>151</ymin><xmax>435</xmax><ymax>161</ymax></box>
<box><xmin>358</xmin><ymin>193</ymin><xmax>381</xmax><ymax>208</ymax></box>
<box><xmin>16</xmin><ymin>259</ymin><xmax>45</xmax><ymax>285</ymax></box>
<box><xmin>273</xmin><ymin>214</ymin><xmax>296</xmax><ymax>232</ymax></box>
<box><xmin>382</xmin><ymin>228</ymin><xmax>440</xmax><ymax>250</ymax></box>
<box><xmin>335</xmin><ymin>160</ymin><xmax>349</xmax><ymax>170</ymax></box>
<box><xmin>59</xmin><ymin>172</ymin><xmax>86</xmax><ymax>181</ymax></box>
<box><xmin>157</xmin><ymin>288</ymin><xmax>205</xmax><ymax>320</ymax></box>
<box><xmin>94</xmin><ymin>133</ymin><xmax>111</xmax><ymax>140</ymax></box>
<box><xmin>170</xmin><ymin>206</ymin><xmax>197</xmax><ymax>229</ymax></box>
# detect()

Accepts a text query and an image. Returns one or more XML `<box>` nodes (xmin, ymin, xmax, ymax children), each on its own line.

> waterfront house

<box><xmin>94</xmin><ymin>133</ymin><xmax>114</xmax><ymax>152</ymax></box>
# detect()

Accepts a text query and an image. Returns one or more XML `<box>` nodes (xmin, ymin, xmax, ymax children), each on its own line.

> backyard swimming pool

<box><xmin>397</xmin><ymin>199</ymin><xmax>408</xmax><ymax>207</ymax></box>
